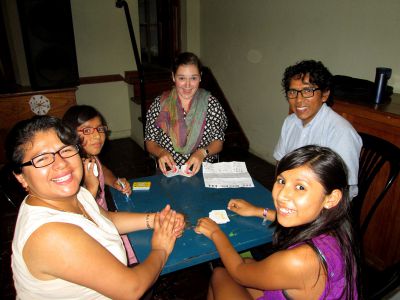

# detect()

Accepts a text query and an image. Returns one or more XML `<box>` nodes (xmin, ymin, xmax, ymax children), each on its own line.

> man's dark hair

<box><xmin>282</xmin><ymin>60</ymin><xmax>334</xmax><ymax>105</ymax></box>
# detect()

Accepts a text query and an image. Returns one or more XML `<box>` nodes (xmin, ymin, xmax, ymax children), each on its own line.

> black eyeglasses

<box><xmin>78</xmin><ymin>126</ymin><xmax>108</xmax><ymax>135</ymax></box>
<box><xmin>286</xmin><ymin>87</ymin><xmax>321</xmax><ymax>99</ymax></box>
<box><xmin>20</xmin><ymin>145</ymin><xmax>80</xmax><ymax>169</ymax></box>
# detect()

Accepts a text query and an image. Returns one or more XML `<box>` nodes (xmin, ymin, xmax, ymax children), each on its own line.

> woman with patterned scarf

<box><xmin>145</xmin><ymin>52</ymin><xmax>228</xmax><ymax>176</ymax></box>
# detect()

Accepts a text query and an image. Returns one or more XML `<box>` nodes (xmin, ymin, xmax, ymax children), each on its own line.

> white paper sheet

<box><xmin>202</xmin><ymin>161</ymin><xmax>254</xmax><ymax>188</ymax></box>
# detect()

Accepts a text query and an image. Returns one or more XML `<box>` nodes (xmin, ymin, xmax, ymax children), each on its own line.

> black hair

<box><xmin>62</xmin><ymin>105</ymin><xmax>107</xmax><ymax>130</ymax></box>
<box><xmin>62</xmin><ymin>105</ymin><xmax>108</xmax><ymax>157</ymax></box>
<box><xmin>282</xmin><ymin>60</ymin><xmax>334</xmax><ymax>106</ymax></box>
<box><xmin>172</xmin><ymin>52</ymin><xmax>203</xmax><ymax>74</ymax></box>
<box><xmin>272</xmin><ymin>145</ymin><xmax>360</xmax><ymax>299</ymax></box>
<box><xmin>5</xmin><ymin>115</ymin><xmax>79</xmax><ymax>174</ymax></box>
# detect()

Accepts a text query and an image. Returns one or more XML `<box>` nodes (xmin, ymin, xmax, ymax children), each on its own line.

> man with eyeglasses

<box><xmin>273</xmin><ymin>60</ymin><xmax>362</xmax><ymax>199</ymax></box>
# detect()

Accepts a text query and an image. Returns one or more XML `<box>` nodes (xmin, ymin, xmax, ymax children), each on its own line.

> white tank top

<box><xmin>12</xmin><ymin>187</ymin><xmax>128</xmax><ymax>300</ymax></box>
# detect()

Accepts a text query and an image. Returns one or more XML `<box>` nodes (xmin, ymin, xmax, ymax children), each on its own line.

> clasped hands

<box><xmin>151</xmin><ymin>204</ymin><xmax>185</xmax><ymax>256</ymax></box>
<box><xmin>159</xmin><ymin>204</ymin><xmax>185</xmax><ymax>237</ymax></box>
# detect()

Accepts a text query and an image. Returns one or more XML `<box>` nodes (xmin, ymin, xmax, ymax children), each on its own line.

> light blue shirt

<box><xmin>274</xmin><ymin>103</ymin><xmax>362</xmax><ymax>199</ymax></box>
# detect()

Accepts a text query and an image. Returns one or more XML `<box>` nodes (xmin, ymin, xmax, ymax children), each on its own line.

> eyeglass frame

<box><xmin>286</xmin><ymin>87</ymin><xmax>321</xmax><ymax>99</ymax></box>
<box><xmin>20</xmin><ymin>144</ymin><xmax>80</xmax><ymax>169</ymax></box>
<box><xmin>77</xmin><ymin>126</ymin><xmax>108</xmax><ymax>135</ymax></box>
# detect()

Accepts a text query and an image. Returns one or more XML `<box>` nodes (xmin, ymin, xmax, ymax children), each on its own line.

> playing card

<box><xmin>209</xmin><ymin>210</ymin><xmax>230</xmax><ymax>224</ymax></box>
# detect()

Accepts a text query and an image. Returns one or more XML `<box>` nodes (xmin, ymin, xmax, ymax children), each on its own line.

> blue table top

<box><xmin>111</xmin><ymin>172</ymin><xmax>274</xmax><ymax>275</ymax></box>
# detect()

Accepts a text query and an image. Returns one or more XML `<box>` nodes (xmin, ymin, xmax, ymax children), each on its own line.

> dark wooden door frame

<box><xmin>0</xmin><ymin>3</ymin><xmax>17</xmax><ymax>92</ymax></box>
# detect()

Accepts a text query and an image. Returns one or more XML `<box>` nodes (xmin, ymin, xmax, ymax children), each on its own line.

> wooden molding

<box><xmin>79</xmin><ymin>74</ymin><xmax>124</xmax><ymax>85</ymax></box>
<box><xmin>125</xmin><ymin>70</ymin><xmax>173</xmax><ymax>106</ymax></box>
<box><xmin>124</xmin><ymin>70</ymin><xmax>171</xmax><ymax>85</ymax></box>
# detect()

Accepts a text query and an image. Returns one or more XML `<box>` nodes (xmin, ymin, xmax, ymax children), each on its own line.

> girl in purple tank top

<box><xmin>63</xmin><ymin>105</ymin><xmax>137</xmax><ymax>265</ymax></box>
<box><xmin>195</xmin><ymin>145</ymin><xmax>360</xmax><ymax>299</ymax></box>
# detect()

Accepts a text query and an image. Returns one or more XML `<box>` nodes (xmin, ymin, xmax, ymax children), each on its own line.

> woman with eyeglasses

<box><xmin>63</xmin><ymin>104</ymin><xmax>139</xmax><ymax>265</ymax></box>
<box><xmin>7</xmin><ymin>115</ymin><xmax>184</xmax><ymax>299</ymax></box>
<box><xmin>145</xmin><ymin>52</ymin><xmax>228</xmax><ymax>176</ymax></box>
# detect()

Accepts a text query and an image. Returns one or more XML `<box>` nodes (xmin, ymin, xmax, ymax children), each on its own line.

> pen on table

<box><xmin>117</xmin><ymin>178</ymin><xmax>130</xmax><ymax>200</ymax></box>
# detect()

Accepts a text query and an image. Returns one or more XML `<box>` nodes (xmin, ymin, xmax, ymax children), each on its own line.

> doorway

<box><xmin>138</xmin><ymin>0</ymin><xmax>180</xmax><ymax>71</ymax></box>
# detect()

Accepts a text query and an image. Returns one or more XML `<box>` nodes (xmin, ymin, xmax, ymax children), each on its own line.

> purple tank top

<box><xmin>258</xmin><ymin>234</ymin><xmax>357</xmax><ymax>300</ymax></box>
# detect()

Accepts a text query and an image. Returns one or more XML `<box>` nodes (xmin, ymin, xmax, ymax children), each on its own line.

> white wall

<box><xmin>71</xmin><ymin>0</ymin><xmax>142</xmax><ymax>142</ymax></box>
<box><xmin>200</xmin><ymin>0</ymin><xmax>400</xmax><ymax>163</ymax></box>
<box><xmin>72</xmin><ymin>82</ymin><xmax>132</xmax><ymax>139</ymax></box>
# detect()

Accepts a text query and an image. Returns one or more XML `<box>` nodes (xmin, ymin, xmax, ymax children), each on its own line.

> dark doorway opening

<box><xmin>138</xmin><ymin>0</ymin><xmax>181</xmax><ymax>71</ymax></box>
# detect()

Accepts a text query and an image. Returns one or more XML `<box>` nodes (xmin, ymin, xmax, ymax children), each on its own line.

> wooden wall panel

<box><xmin>0</xmin><ymin>88</ymin><xmax>77</xmax><ymax>165</ymax></box>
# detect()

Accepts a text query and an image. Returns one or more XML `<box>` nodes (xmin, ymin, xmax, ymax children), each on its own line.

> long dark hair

<box><xmin>273</xmin><ymin>145</ymin><xmax>360</xmax><ymax>299</ymax></box>
<box><xmin>6</xmin><ymin>116</ymin><xmax>79</xmax><ymax>174</ymax></box>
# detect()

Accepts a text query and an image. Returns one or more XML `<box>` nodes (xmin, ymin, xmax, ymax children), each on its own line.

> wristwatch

<box><xmin>203</xmin><ymin>148</ymin><xmax>209</xmax><ymax>158</ymax></box>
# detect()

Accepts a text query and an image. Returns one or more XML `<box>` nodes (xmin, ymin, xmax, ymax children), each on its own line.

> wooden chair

<box><xmin>352</xmin><ymin>132</ymin><xmax>400</xmax><ymax>299</ymax></box>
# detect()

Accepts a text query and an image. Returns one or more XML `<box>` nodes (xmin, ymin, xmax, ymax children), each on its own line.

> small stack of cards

<box><xmin>209</xmin><ymin>210</ymin><xmax>230</xmax><ymax>224</ymax></box>
<box><xmin>132</xmin><ymin>181</ymin><xmax>151</xmax><ymax>191</ymax></box>
<box><xmin>164</xmin><ymin>164</ymin><xmax>193</xmax><ymax>177</ymax></box>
